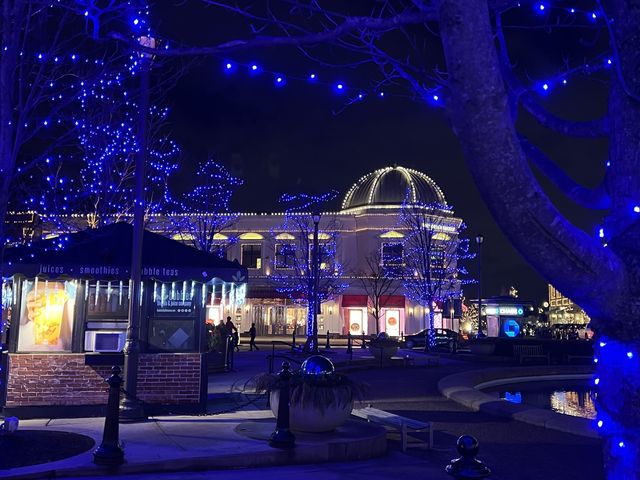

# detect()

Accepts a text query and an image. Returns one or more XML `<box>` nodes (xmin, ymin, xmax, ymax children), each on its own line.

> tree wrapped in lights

<box><xmin>167</xmin><ymin>160</ymin><xmax>242</xmax><ymax>256</ymax></box>
<box><xmin>32</xmin><ymin>68</ymin><xmax>180</xmax><ymax>232</ymax></box>
<box><xmin>401</xmin><ymin>201</ymin><xmax>472</xmax><ymax>350</ymax></box>
<box><xmin>270</xmin><ymin>192</ymin><xmax>348</xmax><ymax>350</ymax></box>
<box><xmin>0</xmin><ymin>1</ymin><xmax>156</xmax><ymax>242</ymax></box>
<box><xmin>6</xmin><ymin>1</ymin><xmax>188</xmax><ymax>234</ymax></box>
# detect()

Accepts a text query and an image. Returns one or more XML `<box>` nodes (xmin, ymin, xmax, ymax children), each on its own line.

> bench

<box><xmin>351</xmin><ymin>406</ymin><xmax>433</xmax><ymax>451</ymax></box>
<box><xmin>566</xmin><ymin>354</ymin><xmax>593</xmax><ymax>364</ymax></box>
<box><xmin>390</xmin><ymin>355</ymin><xmax>415</xmax><ymax>367</ymax></box>
<box><xmin>513</xmin><ymin>345</ymin><xmax>550</xmax><ymax>364</ymax></box>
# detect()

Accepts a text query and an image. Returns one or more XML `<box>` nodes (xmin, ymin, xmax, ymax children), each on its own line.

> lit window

<box><xmin>241</xmin><ymin>244</ymin><xmax>262</xmax><ymax>269</ymax></box>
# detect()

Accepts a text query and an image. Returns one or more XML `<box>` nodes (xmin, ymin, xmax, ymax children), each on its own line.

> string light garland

<box><xmin>593</xmin><ymin>338</ymin><xmax>640</xmax><ymax>477</ymax></box>
<box><xmin>166</xmin><ymin>160</ymin><xmax>243</xmax><ymax>257</ymax></box>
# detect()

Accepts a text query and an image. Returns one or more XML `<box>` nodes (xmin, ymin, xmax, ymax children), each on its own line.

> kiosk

<box><xmin>0</xmin><ymin>223</ymin><xmax>247</xmax><ymax>417</ymax></box>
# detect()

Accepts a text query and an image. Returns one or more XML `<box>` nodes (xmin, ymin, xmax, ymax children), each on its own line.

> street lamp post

<box><xmin>120</xmin><ymin>36</ymin><xmax>155</xmax><ymax>422</ymax></box>
<box><xmin>475</xmin><ymin>234</ymin><xmax>485</xmax><ymax>338</ymax></box>
<box><xmin>311</xmin><ymin>212</ymin><xmax>321</xmax><ymax>353</ymax></box>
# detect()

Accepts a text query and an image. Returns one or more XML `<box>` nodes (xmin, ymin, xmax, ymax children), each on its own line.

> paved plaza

<box><xmin>1</xmin><ymin>344</ymin><xmax>604</xmax><ymax>480</ymax></box>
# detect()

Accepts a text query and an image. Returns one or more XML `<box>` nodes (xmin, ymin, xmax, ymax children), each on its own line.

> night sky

<box><xmin>154</xmin><ymin>2</ymin><xmax>610</xmax><ymax>304</ymax></box>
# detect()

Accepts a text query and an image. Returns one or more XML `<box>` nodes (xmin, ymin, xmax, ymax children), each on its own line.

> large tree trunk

<box><xmin>437</xmin><ymin>0</ymin><xmax>640</xmax><ymax>477</ymax></box>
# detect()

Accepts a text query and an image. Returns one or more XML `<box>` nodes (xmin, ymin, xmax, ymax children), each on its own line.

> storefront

<box><xmin>0</xmin><ymin>223</ymin><xmax>247</xmax><ymax>417</ymax></box>
<box><xmin>341</xmin><ymin>295</ymin><xmax>369</xmax><ymax>336</ymax></box>
<box><xmin>378</xmin><ymin>295</ymin><xmax>405</xmax><ymax>336</ymax></box>
<box><xmin>482</xmin><ymin>297</ymin><xmax>534</xmax><ymax>338</ymax></box>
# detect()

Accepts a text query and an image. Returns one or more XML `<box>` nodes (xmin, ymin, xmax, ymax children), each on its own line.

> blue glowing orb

<box><xmin>301</xmin><ymin>355</ymin><xmax>335</xmax><ymax>377</ymax></box>
<box><xmin>503</xmin><ymin>319</ymin><xmax>520</xmax><ymax>338</ymax></box>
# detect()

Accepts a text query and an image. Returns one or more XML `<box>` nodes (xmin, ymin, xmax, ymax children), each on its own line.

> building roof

<box><xmin>341</xmin><ymin>165</ymin><xmax>447</xmax><ymax>211</ymax></box>
<box><xmin>3</xmin><ymin>222</ymin><xmax>247</xmax><ymax>283</ymax></box>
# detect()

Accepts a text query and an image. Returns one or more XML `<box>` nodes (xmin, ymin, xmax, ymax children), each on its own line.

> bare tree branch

<box><xmin>519</xmin><ymin>135</ymin><xmax>611</xmax><ymax>210</ymax></box>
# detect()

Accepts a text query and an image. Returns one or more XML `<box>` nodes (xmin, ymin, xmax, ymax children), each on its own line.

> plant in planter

<box><xmin>255</xmin><ymin>355</ymin><xmax>366</xmax><ymax>433</ymax></box>
<box><xmin>367</xmin><ymin>332</ymin><xmax>400</xmax><ymax>359</ymax></box>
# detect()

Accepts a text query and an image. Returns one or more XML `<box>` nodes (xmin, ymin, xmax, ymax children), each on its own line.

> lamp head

<box><xmin>475</xmin><ymin>233</ymin><xmax>484</xmax><ymax>244</ymax></box>
<box><xmin>312</xmin><ymin>212</ymin><xmax>321</xmax><ymax>223</ymax></box>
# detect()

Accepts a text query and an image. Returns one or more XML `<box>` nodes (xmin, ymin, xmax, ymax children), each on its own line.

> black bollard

<box><xmin>269</xmin><ymin>362</ymin><xmax>295</xmax><ymax>449</ymax></box>
<box><xmin>291</xmin><ymin>330</ymin><xmax>296</xmax><ymax>351</ymax></box>
<box><xmin>325</xmin><ymin>331</ymin><xmax>331</xmax><ymax>350</ymax></box>
<box><xmin>361</xmin><ymin>332</ymin><xmax>366</xmax><ymax>348</ymax></box>
<box><xmin>346</xmin><ymin>332</ymin><xmax>352</xmax><ymax>355</ymax></box>
<box><xmin>93</xmin><ymin>366</ymin><xmax>125</xmax><ymax>466</ymax></box>
<box><xmin>445</xmin><ymin>435</ymin><xmax>491</xmax><ymax>479</ymax></box>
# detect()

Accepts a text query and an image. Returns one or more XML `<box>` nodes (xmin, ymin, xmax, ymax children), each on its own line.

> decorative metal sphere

<box><xmin>301</xmin><ymin>355</ymin><xmax>335</xmax><ymax>377</ymax></box>
<box><xmin>377</xmin><ymin>332</ymin><xmax>390</xmax><ymax>340</ymax></box>
<box><xmin>456</xmin><ymin>435</ymin><xmax>479</xmax><ymax>457</ymax></box>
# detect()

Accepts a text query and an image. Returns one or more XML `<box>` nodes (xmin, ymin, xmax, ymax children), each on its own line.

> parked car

<box><xmin>403</xmin><ymin>328</ymin><xmax>460</xmax><ymax>351</ymax></box>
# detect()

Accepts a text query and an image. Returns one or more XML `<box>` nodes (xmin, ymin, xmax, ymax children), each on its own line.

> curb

<box><xmin>2</xmin><ymin>420</ymin><xmax>386</xmax><ymax>480</ymax></box>
<box><xmin>437</xmin><ymin>366</ymin><xmax>600</xmax><ymax>439</ymax></box>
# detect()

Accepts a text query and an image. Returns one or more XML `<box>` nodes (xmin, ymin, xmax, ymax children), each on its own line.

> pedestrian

<box><xmin>233</xmin><ymin>330</ymin><xmax>240</xmax><ymax>352</ymax></box>
<box><xmin>225</xmin><ymin>316</ymin><xmax>238</xmax><ymax>349</ymax></box>
<box><xmin>249</xmin><ymin>323</ymin><xmax>259</xmax><ymax>351</ymax></box>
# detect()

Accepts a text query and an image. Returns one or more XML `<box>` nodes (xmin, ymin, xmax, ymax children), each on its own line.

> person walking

<box><xmin>249</xmin><ymin>323</ymin><xmax>259</xmax><ymax>351</ymax></box>
<box><xmin>224</xmin><ymin>316</ymin><xmax>237</xmax><ymax>369</ymax></box>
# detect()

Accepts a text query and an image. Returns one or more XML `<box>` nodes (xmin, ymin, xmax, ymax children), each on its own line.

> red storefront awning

<box><xmin>380</xmin><ymin>295</ymin><xmax>405</xmax><ymax>308</ymax></box>
<box><xmin>342</xmin><ymin>295</ymin><xmax>368</xmax><ymax>307</ymax></box>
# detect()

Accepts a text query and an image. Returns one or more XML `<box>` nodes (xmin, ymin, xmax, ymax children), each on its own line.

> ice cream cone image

<box><xmin>26</xmin><ymin>282</ymin><xmax>68</xmax><ymax>345</ymax></box>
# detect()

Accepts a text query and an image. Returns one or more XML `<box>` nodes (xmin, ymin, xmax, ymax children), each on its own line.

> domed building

<box><xmin>209</xmin><ymin>165</ymin><xmax>465</xmax><ymax>338</ymax></box>
<box><xmin>341</xmin><ymin>165</ymin><xmax>448</xmax><ymax>212</ymax></box>
<box><xmin>18</xmin><ymin>165</ymin><xmax>465</xmax><ymax>339</ymax></box>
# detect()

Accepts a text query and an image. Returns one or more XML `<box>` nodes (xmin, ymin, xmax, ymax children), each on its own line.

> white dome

<box><xmin>341</xmin><ymin>166</ymin><xmax>447</xmax><ymax>211</ymax></box>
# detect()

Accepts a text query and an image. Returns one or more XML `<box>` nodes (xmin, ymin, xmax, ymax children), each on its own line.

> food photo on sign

<box><xmin>17</xmin><ymin>280</ymin><xmax>76</xmax><ymax>352</ymax></box>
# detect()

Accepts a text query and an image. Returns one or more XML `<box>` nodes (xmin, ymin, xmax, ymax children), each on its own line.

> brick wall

<box><xmin>137</xmin><ymin>353</ymin><xmax>202</xmax><ymax>404</ymax></box>
<box><xmin>5</xmin><ymin>352</ymin><xmax>203</xmax><ymax>408</ymax></box>
<box><xmin>5</xmin><ymin>354</ymin><xmax>110</xmax><ymax>407</ymax></box>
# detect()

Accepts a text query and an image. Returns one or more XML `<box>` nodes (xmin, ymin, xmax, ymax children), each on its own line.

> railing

<box><xmin>267</xmin><ymin>341</ymin><xmax>304</xmax><ymax>374</ymax></box>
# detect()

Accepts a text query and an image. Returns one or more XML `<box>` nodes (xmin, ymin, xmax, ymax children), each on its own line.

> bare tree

<box><xmin>356</xmin><ymin>250</ymin><xmax>402</xmax><ymax>335</ymax></box>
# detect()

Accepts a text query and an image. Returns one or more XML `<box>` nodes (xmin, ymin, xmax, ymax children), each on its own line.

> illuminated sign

<box><xmin>503</xmin><ymin>319</ymin><xmax>521</xmax><ymax>338</ymax></box>
<box><xmin>484</xmin><ymin>306</ymin><xmax>524</xmax><ymax>316</ymax></box>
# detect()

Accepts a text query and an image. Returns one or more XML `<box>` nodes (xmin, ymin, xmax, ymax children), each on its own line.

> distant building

<box><xmin>196</xmin><ymin>166</ymin><xmax>464</xmax><ymax>337</ymax></box>
<box><xmin>7</xmin><ymin>165</ymin><xmax>468</xmax><ymax>338</ymax></box>
<box><xmin>547</xmin><ymin>285</ymin><xmax>590</xmax><ymax>325</ymax></box>
<box><xmin>480</xmin><ymin>296</ymin><xmax>535</xmax><ymax>338</ymax></box>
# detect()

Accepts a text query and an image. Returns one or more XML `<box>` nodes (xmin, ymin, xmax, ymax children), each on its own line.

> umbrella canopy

<box><xmin>3</xmin><ymin>222</ymin><xmax>247</xmax><ymax>283</ymax></box>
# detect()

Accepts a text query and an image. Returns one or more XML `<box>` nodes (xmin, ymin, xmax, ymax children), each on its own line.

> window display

<box><xmin>17</xmin><ymin>279</ymin><xmax>76</xmax><ymax>352</ymax></box>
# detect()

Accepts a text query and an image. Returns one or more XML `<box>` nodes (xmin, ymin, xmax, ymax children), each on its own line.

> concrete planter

<box><xmin>269</xmin><ymin>390</ymin><xmax>353</xmax><ymax>433</ymax></box>
<box><xmin>368</xmin><ymin>344</ymin><xmax>399</xmax><ymax>360</ymax></box>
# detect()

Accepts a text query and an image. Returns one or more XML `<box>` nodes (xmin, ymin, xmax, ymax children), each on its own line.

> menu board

<box><xmin>18</xmin><ymin>280</ymin><xmax>76</xmax><ymax>352</ymax></box>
